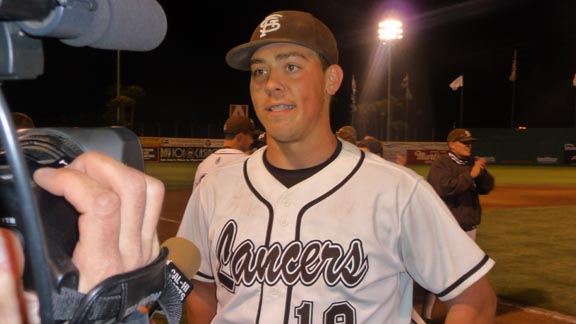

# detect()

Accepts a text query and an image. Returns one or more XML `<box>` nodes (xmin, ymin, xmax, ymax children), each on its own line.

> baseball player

<box><xmin>177</xmin><ymin>10</ymin><xmax>496</xmax><ymax>324</ymax></box>
<box><xmin>192</xmin><ymin>115</ymin><xmax>258</xmax><ymax>191</ymax></box>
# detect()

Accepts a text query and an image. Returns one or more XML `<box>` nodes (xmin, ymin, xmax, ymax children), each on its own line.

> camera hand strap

<box><xmin>51</xmin><ymin>247</ymin><xmax>183</xmax><ymax>324</ymax></box>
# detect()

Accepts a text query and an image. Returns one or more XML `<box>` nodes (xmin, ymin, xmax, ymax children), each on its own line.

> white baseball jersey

<box><xmin>177</xmin><ymin>140</ymin><xmax>494</xmax><ymax>324</ymax></box>
<box><xmin>192</xmin><ymin>148</ymin><xmax>249</xmax><ymax>191</ymax></box>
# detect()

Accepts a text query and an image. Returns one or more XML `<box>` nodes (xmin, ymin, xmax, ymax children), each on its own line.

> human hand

<box><xmin>0</xmin><ymin>228</ymin><xmax>39</xmax><ymax>323</ymax></box>
<box><xmin>470</xmin><ymin>157</ymin><xmax>487</xmax><ymax>178</ymax></box>
<box><xmin>395</xmin><ymin>154</ymin><xmax>407</xmax><ymax>166</ymax></box>
<box><xmin>33</xmin><ymin>151</ymin><xmax>164</xmax><ymax>293</ymax></box>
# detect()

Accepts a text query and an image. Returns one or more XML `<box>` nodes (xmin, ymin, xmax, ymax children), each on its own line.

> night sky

<box><xmin>2</xmin><ymin>0</ymin><xmax>575</xmax><ymax>139</ymax></box>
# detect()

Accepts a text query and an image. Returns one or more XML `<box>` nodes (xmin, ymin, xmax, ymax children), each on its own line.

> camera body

<box><xmin>0</xmin><ymin>126</ymin><xmax>145</xmax><ymax>290</ymax></box>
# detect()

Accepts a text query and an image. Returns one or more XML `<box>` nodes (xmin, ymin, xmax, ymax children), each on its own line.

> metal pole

<box><xmin>460</xmin><ymin>85</ymin><xmax>464</xmax><ymax>128</ymax></box>
<box><xmin>116</xmin><ymin>50</ymin><xmax>121</xmax><ymax>125</ymax></box>
<box><xmin>510</xmin><ymin>79</ymin><xmax>516</xmax><ymax>129</ymax></box>
<box><xmin>404</xmin><ymin>94</ymin><xmax>408</xmax><ymax>141</ymax></box>
<box><xmin>386</xmin><ymin>45</ymin><xmax>392</xmax><ymax>142</ymax></box>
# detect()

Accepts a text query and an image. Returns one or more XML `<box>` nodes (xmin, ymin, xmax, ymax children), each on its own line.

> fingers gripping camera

<box><xmin>0</xmin><ymin>127</ymin><xmax>145</xmax><ymax>290</ymax></box>
<box><xmin>0</xmin><ymin>127</ymin><xmax>176</xmax><ymax>323</ymax></box>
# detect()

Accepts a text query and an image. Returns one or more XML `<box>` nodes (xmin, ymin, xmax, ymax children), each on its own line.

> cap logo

<box><xmin>259</xmin><ymin>14</ymin><xmax>283</xmax><ymax>38</ymax></box>
<box><xmin>463</xmin><ymin>130</ymin><xmax>471</xmax><ymax>137</ymax></box>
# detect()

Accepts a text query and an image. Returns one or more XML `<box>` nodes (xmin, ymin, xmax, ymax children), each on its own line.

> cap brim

<box><xmin>226</xmin><ymin>38</ymin><xmax>318</xmax><ymax>71</ymax></box>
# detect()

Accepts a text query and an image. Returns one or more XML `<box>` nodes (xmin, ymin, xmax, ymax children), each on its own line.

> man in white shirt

<box><xmin>192</xmin><ymin>115</ymin><xmax>259</xmax><ymax>191</ymax></box>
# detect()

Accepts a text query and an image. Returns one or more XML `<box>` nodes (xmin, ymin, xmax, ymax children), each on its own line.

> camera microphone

<box><xmin>15</xmin><ymin>0</ymin><xmax>167</xmax><ymax>51</ymax></box>
<box><xmin>147</xmin><ymin>237</ymin><xmax>201</xmax><ymax>323</ymax></box>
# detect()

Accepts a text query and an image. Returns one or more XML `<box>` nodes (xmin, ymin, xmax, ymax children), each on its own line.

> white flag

<box><xmin>449</xmin><ymin>75</ymin><xmax>463</xmax><ymax>91</ymax></box>
<box><xmin>401</xmin><ymin>74</ymin><xmax>409</xmax><ymax>89</ymax></box>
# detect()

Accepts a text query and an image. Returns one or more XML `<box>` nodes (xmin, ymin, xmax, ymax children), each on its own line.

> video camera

<box><xmin>0</xmin><ymin>0</ymin><xmax>169</xmax><ymax>322</ymax></box>
<box><xmin>0</xmin><ymin>127</ymin><xmax>145</xmax><ymax>291</ymax></box>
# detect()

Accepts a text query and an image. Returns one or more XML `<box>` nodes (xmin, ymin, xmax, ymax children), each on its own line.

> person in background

<box><xmin>191</xmin><ymin>115</ymin><xmax>259</xmax><ymax>191</ymax></box>
<box><xmin>357</xmin><ymin>136</ymin><xmax>384</xmax><ymax>157</ymax></box>
<box><xmin>179</xmin><ymin>10</ymin><xmax>496</xmax><ymax>324</ymax></box>
<box><xmin>11</xmin><ymin>112</ymin><xmax>35</xmax><ymax>129</ymax></box>
<box><xmin>422</xmin><ymin>128</ymin><xmax>495</xmax><ymax>322</ymax></box>
<box><xmin>335</xmin><ymin>125</ymin><xmax>357</xmax><ymax>145</ymax></box>
<box><xmin>358</xmin><ymin>135</ymin><xmax>407</xmax><ymax>166</ymax></box>
<box><xmin>248</xmin><ymin>130</ymin><xmax>266</xmax><ymax>154</ymax></box>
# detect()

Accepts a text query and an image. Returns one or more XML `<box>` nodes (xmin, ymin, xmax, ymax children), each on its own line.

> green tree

<box><xmin>104</xmin><ymin>84</ymin><xmax>146</xmax><ymax>129</ymax></box>
<box><xmin>356</xmin><ymin>96</ymin><xmax>403</xmax><ymax>140</ymax></box>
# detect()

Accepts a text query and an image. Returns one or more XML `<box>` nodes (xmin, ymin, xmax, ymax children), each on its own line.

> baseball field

<box><xmin>148</xmin><ymin>162</ymin><xmax>576</xmax><ymax>324</ymax></box>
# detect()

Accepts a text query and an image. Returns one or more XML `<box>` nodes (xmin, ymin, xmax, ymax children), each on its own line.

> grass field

<box><xmin>479</xmin><ymin>206</ymin><xmax>576</xmax><ymax>316</ymax></box>
<box><xmin>145</xmin><ymin>162</ymin><xmax>197</xmax><ymax>189</ymax></box>
<box><xmin>146</xmin><ymin>162</ymin><xmax>576</xmax><ymax>188</ymax></box>
<box><xmin>409</xmin><ymin>164</ymin><xmax>576</xmax><ymax>185</ymax></box>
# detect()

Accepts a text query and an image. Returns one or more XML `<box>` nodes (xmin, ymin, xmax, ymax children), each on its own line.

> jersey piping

<box><xmin>243</xmin><ymin>150</ymin><xmax>366</xmax><ymax>324</ymax></box>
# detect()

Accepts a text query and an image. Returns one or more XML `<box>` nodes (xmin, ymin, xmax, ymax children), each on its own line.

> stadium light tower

<box><xmin>378</xmin><ymin>18</ymin><xmax>403</xmax><ymax>142</ymax></box>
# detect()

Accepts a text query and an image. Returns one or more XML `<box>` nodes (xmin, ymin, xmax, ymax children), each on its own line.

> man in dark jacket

<box><xmin>421</xmin><ymin>128</ymin><xmax>495</xmax><ymax>322</ymax></box>
<box><xmin>427</xmin><ymin>128</ymin><xmax>494</xmax><ymax>239</ymax></box>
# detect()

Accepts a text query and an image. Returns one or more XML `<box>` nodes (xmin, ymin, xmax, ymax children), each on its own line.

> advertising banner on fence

<box><xmin>381</xmin><ymin>142</ymin><xmax>447</xmax><ymax>164</ymax></box>
<box><xmin>140</xmin><ymin>137</ymin><xmax>224</xmax><ymax>162</ymax></box>
<box><xmin>564</xmin><ymin>143</ymin><xmax>576</xmax><ymax>165</ymax></box>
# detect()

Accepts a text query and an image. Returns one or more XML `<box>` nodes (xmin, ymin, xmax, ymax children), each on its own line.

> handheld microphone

<box><xmin>162</xmin><ymin>237</ymin><xmax>202</xmax><ymax>281</ymax></box>
<box><xmin>148</xmin><ymin>237</ymin><xmax>201</xmax><ymax>323</ymax></box>
<box><xmin>15</xmin><ymin>0</ymin><xmax>167</xmax><ymax>51</ymax></box>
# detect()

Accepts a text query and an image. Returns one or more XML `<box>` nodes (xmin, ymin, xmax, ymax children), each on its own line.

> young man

<box><xmin>178</xmin><ymin>10</ymin><xmax>497</xmax><ymax>324</ymax></box>
<box><xmin>191</xmin><ymin>115</ymin><xmax>258</xmax><ymax>191</ymax></box>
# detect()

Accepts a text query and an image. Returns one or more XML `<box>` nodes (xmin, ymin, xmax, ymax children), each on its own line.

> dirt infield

<box><xmin>159</xmin><ymin>185</ymin><xmax>576</xmax><ymax>324</ymax></box>
<box><xmin>480</xmin><ymin>185</ymin><xmax>576</xmax><ymax>210</ymax></box>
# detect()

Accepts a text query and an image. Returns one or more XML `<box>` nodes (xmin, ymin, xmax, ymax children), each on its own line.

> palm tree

<box><xmin>104</xmin><ymin>84</ymin><xmax>146</xmax><ymax>128</ymax></box>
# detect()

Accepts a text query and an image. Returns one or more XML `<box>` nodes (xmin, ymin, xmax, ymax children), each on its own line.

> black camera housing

<box><xmin>0</xmin><ymin>127</ymin><xmax>144</xmax><ymax>291</ymax></box>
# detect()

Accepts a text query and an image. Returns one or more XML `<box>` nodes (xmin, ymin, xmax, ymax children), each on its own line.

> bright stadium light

<box><xmin>378</xmin><ymin>18</ymin><xmax>403</xmax><ymax>141</ymax></box>
<box><xmin>378</xmin><ymin>19</ymin><xmax>403</xmax><ymax>44</ymax></box>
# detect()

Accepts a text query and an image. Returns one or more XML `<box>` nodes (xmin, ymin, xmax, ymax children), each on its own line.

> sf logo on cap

<box><xmin>259</xmin><ymin>14</ymin><xmax>282</xmax><ymax>38</ymax></box>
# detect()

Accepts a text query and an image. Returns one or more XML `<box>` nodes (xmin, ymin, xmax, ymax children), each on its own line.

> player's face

<box><xmin>449</xmin><ymin>140</ymin><xmax>473</xmax><ymax>158</ymax></box>
<box><xmin>248</xmin><ymin>43</ymin><xmax>336</xmax><ymax>144</ymax></box>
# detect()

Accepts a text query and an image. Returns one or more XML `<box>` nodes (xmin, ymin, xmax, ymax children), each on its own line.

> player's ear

<box><xmin>325</xmin><ymin>64</ymin><xmax>343</xmax><ymax>95</ymax></box>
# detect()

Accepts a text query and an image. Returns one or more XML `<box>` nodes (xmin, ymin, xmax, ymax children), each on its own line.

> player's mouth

<box><xmin>265</xmin><ymin>104</ymin><xmax>295</xmax><ymax>112</ymax></box>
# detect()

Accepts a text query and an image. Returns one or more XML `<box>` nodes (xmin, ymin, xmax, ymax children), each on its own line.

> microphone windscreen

<box><xmin>161</xmin><ymin>237</ymin><xmax>201</xmax><ymax>279</ymax></box>
<box><xmin>61</xmin><ymin>0</ymin><xmax>167</xmax><ymax>51</ymax></box>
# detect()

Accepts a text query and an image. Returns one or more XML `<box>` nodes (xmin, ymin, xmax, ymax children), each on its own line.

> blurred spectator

<box><xmin>358</xmin><ymin>135</ymin><xmax>407</xmax><ymax>166</ymax></box>
<box><xmin>11</xmin><ymin>112</ymin><xmax>35</xmax><ymax>129</ymax></box>
<box><xmin>248</xmin><ymin>131</ymin><xmax>266</xmax><ymax>154</ymax></box>
<box><xmin>357</xmin><ymin>136</ymin><xmax>383</xmax><ymax>157</ymax></box>
<box><xmin>192</xmin><ymin>115</ymin><xmax>259</xmax><ymax>191</ymax></box>
<box><xmin>335</xmin><ymin>125</ymin><xmax>357</xmax><ymax>145</ymax></box>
